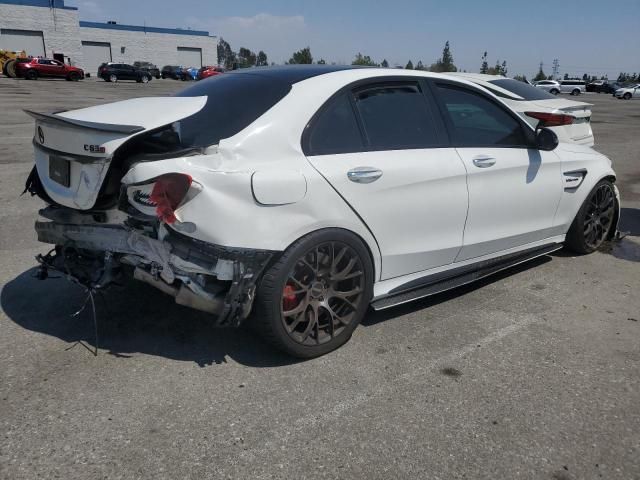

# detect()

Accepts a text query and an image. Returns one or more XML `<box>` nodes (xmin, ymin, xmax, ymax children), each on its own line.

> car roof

<box><xmin>224</xmin><ymin>65</ymin><xmax>370</xmax><ymax>85</ymax></box>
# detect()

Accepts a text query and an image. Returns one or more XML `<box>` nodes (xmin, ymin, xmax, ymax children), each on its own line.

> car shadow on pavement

<box><xmin>0</xmin><ymin>254</ymin><xmax>554</xmax><ymax>365</ymax></box>
<box><xmin>0</xmin><ymin>268</ymin><xmax>298</xmax><ymax>368</ymax></box>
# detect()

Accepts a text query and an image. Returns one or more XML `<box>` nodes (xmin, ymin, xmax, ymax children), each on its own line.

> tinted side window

<box><xmin>435</xmin><ymin>84</ymin><xmax>528</xmax><ymax>147</ymax></box>
<box><xmin>306</xmin><ymin>93</ymin><xmax>364</xmax><ymax>155</ymax></box>
<box><xmin>353</xmin><ymin>83</ymin><xmax>438</xmax><ymax>150</ymax></box>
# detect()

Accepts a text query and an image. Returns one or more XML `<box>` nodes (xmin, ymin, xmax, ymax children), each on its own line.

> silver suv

<box><xmin>534</xmin><ymin>80</ymin><xmax>561</xmax><ymax>95</ymax></box>
<box><xmin>559</xmin><ymin>80</ymin><xmax>586</xmax><ymax>95</ymax></box>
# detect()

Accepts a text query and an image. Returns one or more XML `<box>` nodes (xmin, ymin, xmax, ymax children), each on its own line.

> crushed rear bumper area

<box><xmin>34</xmin><ymin>209</ymin><xmax>274</xmax><ymax>327</ymax></box>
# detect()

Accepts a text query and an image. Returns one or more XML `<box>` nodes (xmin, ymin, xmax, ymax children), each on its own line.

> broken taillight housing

<box><xmin>525</xmin><ymin>111</ymin><xmax>576</xmax><ymax>127</ymax></box>
<box><xmin>148</xmin><ymin>173</ymin><xmax>193</xmax><ymax>224</ymax></box>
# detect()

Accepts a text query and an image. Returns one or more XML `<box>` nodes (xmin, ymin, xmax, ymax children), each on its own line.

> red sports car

<box><xmin>198</xmin><ymin>66</ymin><xmax>225</xmax><ymax>80</ymax></box>
<box><xmin>16</xmin><ymin>58</ymin><xmax>84</xmax><ymax>81</ymax></box>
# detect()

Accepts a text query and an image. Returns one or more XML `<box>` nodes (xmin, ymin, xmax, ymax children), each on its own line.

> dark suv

<box><xmin>161</xmin><ymin>65</ymin><xmax>183</xmax><ymax>80</ymax></box>
<box><xmin>133</xmin><ymin>61</ymin><xmax>161</xmax><ymax>79</ymax></box>
<box><xmin>99</xmin><ymin>63</ymin><xmax>153</xmax><ymax>83</ymax></box>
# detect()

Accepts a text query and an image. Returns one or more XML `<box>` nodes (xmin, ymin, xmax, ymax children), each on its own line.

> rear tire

<box><xmin>253</xmin><ymin>229</ymin><xmax>373</xmax><ymax>358</ymax></box>
<box><xmin>565</xmin><ymin>180</ymin><xmax>616</xmax><ymax>254</ymax></box>
<box><xmin>571</xmin><ymin>88</ymin><xmax>580</xmax><ymax>96</ymax></box>
<box><xmin>550</xmin><ymin>88</ymin><xmax>559</xmax><ymax>95</ymax></box>
<box><xmin>25</xmin><ymin>69</ymin><xmax>38</xmax><ymax>80</ymax></box>
<box><xmin>4</xmin><ymin>59</ymin><xmax>17</xmax><ymax>78</ymax></box>
<box><xmin>623</xmin><ymin>92</ymin><xmax>632</xmax><ymax>100</ymax></box>
<box><xmin>109</xmin><ymin>74</ymin><xmax>118</xmax><ymax>83</ymax></box>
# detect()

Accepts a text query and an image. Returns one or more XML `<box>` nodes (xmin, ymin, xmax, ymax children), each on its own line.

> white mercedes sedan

<box><xmin>24</xmin><ymin>66</ymin><xmax>620</xmax><ymax>358</ymax></box>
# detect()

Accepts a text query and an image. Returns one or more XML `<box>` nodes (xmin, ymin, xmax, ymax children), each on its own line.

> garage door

<box><xmin>0</xmin><ymin>29</ymin><xmax>45</xmax><ymax>57</ymax></box>
<box><xmin>81</xmin><ymin>41</ymin><xmax>112</xmax><ymax>75</ymax></box>
<box><xmin>177</xmin><ymin>47</ymin><xmax>202</xmax><ymax>67</ymax></box>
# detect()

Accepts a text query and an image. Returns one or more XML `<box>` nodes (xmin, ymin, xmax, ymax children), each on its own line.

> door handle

<box><xmin>472</xmin><ymin>155</ymin><xmax>496</xmax><ymax>168</ymax></box>
<box><xmin>347</xmin><ymin>166</ymin><xmax>383</xmax><ymax>184</ymax></box>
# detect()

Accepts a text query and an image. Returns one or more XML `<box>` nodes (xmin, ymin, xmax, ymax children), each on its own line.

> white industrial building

<box><xmin>0</xmin><ymin>0</ymin><xmax>217</xmax><ymax>75</ymax></box>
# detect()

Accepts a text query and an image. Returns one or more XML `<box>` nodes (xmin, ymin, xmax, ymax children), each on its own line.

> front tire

<box><xmin>253</xmin><ymin>229</ymin><xmax>373</xmax><ymax>358</ymax></box>
<box><xmin>571</xmin><ymin>88</ymin><xmax>580</xmax><ymax>96</ymax></box>
<box><xmin>565</xmin><ymin>180</ymin><xmax>616</xmax><ymax>254</ymax></box>
<box><xmin>550</xmin><ymin>88</ymin><xmax>559</xmax><ymax>95</ymax></box>
<box><xmin>25</xmin><ymin>69</ymin><xmax>38</xmax><ymax>80</ymax></box>
<box><xmin>623</xmin><ymin>92</ymin><xmax>632</xmax><ymax>100</ymax></box>
<box><xmin>109</xmin><ymin>74</ymin><xmax>118</xmax><ymax>83</ymax></box>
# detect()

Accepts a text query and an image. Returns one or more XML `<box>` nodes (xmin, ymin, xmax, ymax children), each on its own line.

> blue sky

<box><xmin>67</xmin><ymin>0</ymin><xmax>640</xmax><ymax>78</ymax></box>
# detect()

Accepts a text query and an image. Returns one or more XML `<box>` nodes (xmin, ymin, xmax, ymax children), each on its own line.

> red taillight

<box><xmin>525</xmin><ymin>111</ymin><xmax>575</xmax><ymax>127</ymax></box>
<box><xmin>148</xmin><ymin>173</ymin><xmax>192</xmax><ymax>224</ymax></box>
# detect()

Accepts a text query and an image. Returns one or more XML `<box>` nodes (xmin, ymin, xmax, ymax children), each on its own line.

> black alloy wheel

<box><xmin>254</xmin><ymin>229</ymin><xmax>373</xmax><ymax>358</ymax></box>
<box><xmin>566</xmin><ymin>180</ymin><xmax>616</xmax><ymax>253</ymax></box>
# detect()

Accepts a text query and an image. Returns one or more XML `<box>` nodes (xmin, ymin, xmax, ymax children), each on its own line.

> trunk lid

<box><xmin>527</xmin><ymin>98</ymin><xmax>593</xmax><ymax>144</ymax></box>
<box><xmin>28</xmin><ymin>96</ymin><xmax>206</xmax><ymax>210</ymax></box>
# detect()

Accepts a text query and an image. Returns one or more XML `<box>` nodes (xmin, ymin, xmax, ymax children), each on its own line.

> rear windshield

<box><xmin>175</xmin><ymin>73</ymin><xmax>292</xmax><ymax>147</ymax></box>
<box><xmin>488</xmin><ymin>79</ymin><xmax>556</xmax><ymax>101</ymax></box>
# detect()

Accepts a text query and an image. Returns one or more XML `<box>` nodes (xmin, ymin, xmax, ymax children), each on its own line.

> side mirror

<box><xmin>535</xmin><ymin>127</ymin><xmax>559</xmax><ymax>151</ymax></box>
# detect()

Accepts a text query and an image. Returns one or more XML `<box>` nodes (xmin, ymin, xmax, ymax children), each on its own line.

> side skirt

<box><xmin>370</xmin><ymin>243</ymin><xmax>562</xmax><ymax>311</ymax></box>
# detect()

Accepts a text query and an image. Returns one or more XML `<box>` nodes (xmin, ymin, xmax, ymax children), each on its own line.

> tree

<box><xmin>256</xmin><ymin>51</ymin><xmax>268</xmax><ymax>67</ymax></box>
<box><xmin>513</xmin><ymin>74</ymin><xmax>528</xmax><ymax>83</ymax></box>
<box><xmin>480</xmin><ymin>51</ymin><xmax>489</xmax><ymax>74</ymax></box>
<box><xmin>288</xmin><ymin>47</ymin><xmax>313</xmax><ymax>64</ymax></box>
<box><xmin>415</xmin><ymin>60</ymin><xmax>426</xmax><ymax>71</ymax></box>
<box><xmin>317</xmin><ymin>58</ymin><xmax>326</xmax><ymax>64</ymax></box>
<box><xmin>500</xmin><ymin>60</ymin><xmax>507</xmax><ymax>76</ymax></box>
<box><xmin>381</xmin><ymin>59</ymin><xmax>389</xmax><ymax>68</ymax></box>
<box><xmin>217</xmin><ymin>38</ymin><xmax>236</xmax><ymax>70</ymax></box>
<box><xmin>533</xmin><ymin>64</ymin><xmax>547</xmax><ymax>82</ymax></box>
<box><xmin>405</xmin><ymin>60</ymin><xmax>414</xmax><ymax>70</ymax></box>
<box><xmin>352</xmin><ymin>53</ymin><xmax>378</xmax><ymax>66</ymax></box>
<box><xmin>430</xmin><ymin>41</ymin><xmax>457</xmax><ymax>72</ymax></box>
<box><xmin>563</xmin><ymin>73</ymin><xmax>569</xmax><ymax>80</ymax></box>
<box><xmin>237</xmin><ymin>47</ymin><xmax>257</xmax><ymax>68</ymax></box>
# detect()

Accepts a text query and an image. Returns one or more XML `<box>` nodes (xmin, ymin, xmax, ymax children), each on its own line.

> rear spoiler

<box><xmin>24</xmin><ymin>110</ymin><xmax>145</xmax><ymax>135</ymax></box>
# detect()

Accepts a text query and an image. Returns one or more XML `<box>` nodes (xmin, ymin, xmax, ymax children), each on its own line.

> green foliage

<box><xmin>486</xmin><ymin>59</ymin><xmax>507</xmax><ymax>76</ymax></box>
<box><xmin>217</xmin><ymin>38</ymin><xmax>236</xmax><ymax>70</ymax></box>
<box><xmin>256</xmin><ymin>51</ymin><xmax>268</xmax><ymax>67</ymax></box>
<box><xmin>381</xmin><ymin>59</ymin><xmax>389</xmax><ymax>68</ymax></box>
<box><xmin>415</xmin><ymin>60</ymin><xmax>426</xmax><ymax>71</ymax></box>
<box><xmin>237</xmin><ymin>47</ymin><xmax>257</xmax><ymax>68</ymax></box>
<box><xmin>352</xmin><ymin>53</ymin><xmax>378</xmax><ymax>66</ymax></box>
<box><xmin>405</xmin><ymin>60</ymin><xmax>414</xmax><ymax>70</ymax></box>
<box><xmin>288</xmin><ymin>47</ymin><xmax>313</xmax><ymax>64</ymax></box>
<box><xmin>513</xmin><ymin>74</ymin><xmax>528</xmax><ymax>83</ymax></box>
<box><xmin>317</xmin><ymin>58</ymin><xmax>326</xmax><ymax>64</ymax></box>
<box><xmin>480</xmin><ymin>51</ymin><xmax>488</xmax><ymax>74</ymax></box>
<box><xmin>533</xmin><ymin>65</ymin><xmax>547</xmax><ymax>82</ymax></box>
<box><xmin>617</xmin><ymin>72</ymin><xmax>639</xmax><ymax>82</ymax></box>
<box><xmin>430</xmin><ymin>41</ymin><xmax>457</xmax><ymax>72</ymax></box>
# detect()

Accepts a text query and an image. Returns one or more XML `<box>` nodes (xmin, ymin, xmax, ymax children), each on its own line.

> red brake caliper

<box><xmin>283</xmin><ymin>283</ymin><xmax>299</xmax><ymax>311</ymax></box>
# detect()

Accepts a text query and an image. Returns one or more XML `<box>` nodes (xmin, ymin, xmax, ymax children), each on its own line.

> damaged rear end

<box><xmin>25</xmin><ymin>94</ymin><xmax>276</xmax><ymax>327</ymax></box>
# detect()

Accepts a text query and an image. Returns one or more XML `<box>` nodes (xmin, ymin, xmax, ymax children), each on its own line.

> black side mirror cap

<box><xmin>536</xmin><ymin>127</ymin><xmax>559</xmax><ymax>151</ymax></box>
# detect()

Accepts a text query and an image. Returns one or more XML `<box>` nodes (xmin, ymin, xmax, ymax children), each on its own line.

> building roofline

<box><xmin>79</xmin><ymin>21</ymin><xmax>212</xmax><ymax>37</ymax></box>
<box><xmin>0</xmin><ymin>0</ymin><xmax>77</xmax><ymax>10</ymax></box>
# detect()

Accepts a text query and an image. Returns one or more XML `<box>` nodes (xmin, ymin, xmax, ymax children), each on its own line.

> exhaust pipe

<box><xmin>133</xmin><ymin>268</ymin><xmax>224</xmax><ymax>315</ymax></box>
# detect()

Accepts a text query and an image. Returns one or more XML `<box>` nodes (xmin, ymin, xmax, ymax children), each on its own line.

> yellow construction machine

<box><xmin>0</xmin><ymin>50</ymin><xmax>28</xmax><ymax>78</ymax></box>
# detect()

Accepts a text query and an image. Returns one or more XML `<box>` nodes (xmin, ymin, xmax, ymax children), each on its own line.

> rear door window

<box><xmin>305</xmin><ymin>93</ymin><xmax>364</xmax><ymax>155</ymax></box>
<box><xmin>352</xmin><ymin>82</ymin><xmax>439</xmax><ymax>150</ymax></box>
<box><xmin>435</xmin><ymin>84</ymin><xmax>529</xmax><ymax>147</ymax></box>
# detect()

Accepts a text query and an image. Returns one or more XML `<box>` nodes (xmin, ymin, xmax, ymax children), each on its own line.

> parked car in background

<box><xmin>450</xmin><ymin>73</ymin><xmax>594</xmax><ymax>146</ymax></box>
<box><xmin>133</xmin><ymin>61</ymin><xmax>160</xmax><ymax>79</ymax></box>
<box><xmin>100</xmin><ymin>63</ymin><xmax>153</xmax><ymax>83</ymax></box>
<box><xmin>559</xmin><ymin>80</ymin><xmax>586</xmax><ymax>95</ymax></box>
<box><xmin>161</xmin><ymin>65</ymin><xmax>183</xmax><ymax>79</ymax></box>
<box><xmin>198</xmin><ymin>65</ymin><xmax>225</xmax><ymax>80</ymax></box>
<box><xmin>587</xmin><ymin>80</ymin><xmax>621</xmax><ymax>94</ymax></box>
<box><xmin>615</xmin><ymin>84</ymin><xmax>640</xmax><ymax>100</ymax></box>
<box><xmin>15</xmin><ymin>58</ymin><xmax>84</xmax><ymax>81</ymax></box>
<box><xmin>182</xmin><ymin>66</ymin><xmax>199</xmax><ymax>81</ymax></box>
<box><xmin>534</xmin><ymin>80</ymin><xmax>561</xmax><ymax>95</ymax></box>
<box><xmin>24</xmin><ymin>66</ymin><xmax>619</xmax><ymax>357</ymax></box>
